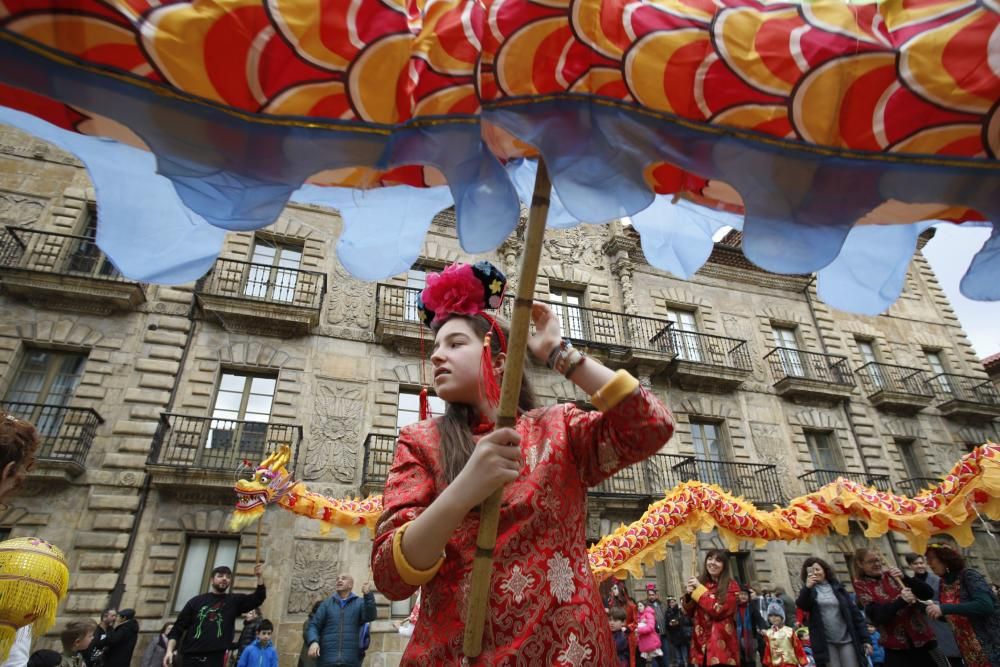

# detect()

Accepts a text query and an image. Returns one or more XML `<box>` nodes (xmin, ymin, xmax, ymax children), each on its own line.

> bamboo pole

<box><xmin>462</xmin><ymin>159</ymin><xmax>552</xmax><ymax>657</ymax></box>
<box><xmin>256</xmin><ymin>519</ymin><xmax>263</xmax><ymax>567</ymax></box>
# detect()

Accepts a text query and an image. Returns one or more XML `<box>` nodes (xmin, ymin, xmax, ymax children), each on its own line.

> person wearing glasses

<box><xmin>851</xmin><ymin>548</ymin><xmax>937</xmax><ymax>667</ymax></box>
<box><xmin>923</xmin><ymin>543</ymin><xmax>1000</xmax><ymax>667</ymax></box>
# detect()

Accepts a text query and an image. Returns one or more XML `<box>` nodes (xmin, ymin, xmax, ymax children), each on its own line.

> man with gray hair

<box><xmin>306</xmin><ymin>574</ymin><xmax>377</xmax><ymax>667</ymax></box>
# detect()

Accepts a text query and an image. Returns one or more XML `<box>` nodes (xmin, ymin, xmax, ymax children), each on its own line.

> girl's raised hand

<box><xmin>449</xmin><ymin>427</ymin><xmax>522</xmax><ymax>511</ymax></box>
<box><xmin>527</xmin><ymin>302</ymin><xmax>563</xmax><ymax>363</ymax></box>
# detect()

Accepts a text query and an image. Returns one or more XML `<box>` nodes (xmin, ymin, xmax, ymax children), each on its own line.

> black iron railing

<box><xmin>927</xmin><ymin>374</ymin><xmax>1000</xmax><ymax>406</ymax></box>
<box><xmin>897</xmin><ymin>477</ymin><xmax>943</xmax><ymax>497</ymax></box>
<box><xmin>196</xmin><ymin>258</ymin><xmax>326</xmax><ymax>310</ymax></box>
<box><xmin>856</xmin><ymin>362</ymin><xmax>933</xmax><ymax>398</ymax></box>
<box><xmin>592</xmin><ymin>454</ymin><xmax>693</xmax><ymax>497</ymax></box>
<box><xmin>375</xmin><ymin>284</ymin><xmax>675</xmax><ymax>356</ymax></box>
<box><xmin>798</xmin><ymin>469</ymin><xmax>892</xmax><ymax>492</ymax></box>
<box><xmin>765</xmin><ymin>348</ymin><xmax>855</xmax><ymax>386</ymax></box>
<box><xmin>661</xmin><ymin>330</ymin><xmax>752</xmax><ymax>371</ymax></box>
<box><xmin>1</xmin><ymin>401</ymin><xmax>102</xmax><ymax>468</ymax></box>
<box><xmin>361</xmin><ymin>432</ymin><xmax>398</xmax><ymax>492</ymax></box>
<box><xmin>0</xmin><ymin>226</ymin><xmax>134</xmax><ymax>282</ymax></box>
<box><xmin>672</xmin><ymin>458</ymin><xmax>785</xmax><ymax>506</ymax></box>
<box><xmin>149</xmin><ymin>414</ymin><xmax>302</xmax><ymax>472</ymax></box>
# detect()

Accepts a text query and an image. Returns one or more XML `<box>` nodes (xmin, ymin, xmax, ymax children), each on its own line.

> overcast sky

<box><xmin>922</xmin><ymin>224</ymin><xmax>999</xmax><ymax>360</ymax></box>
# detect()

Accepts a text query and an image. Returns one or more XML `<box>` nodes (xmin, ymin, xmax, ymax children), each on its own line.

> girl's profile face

<box><xmin>431</xmin><ymin>317</ymin><xmax>499</xmax><ymax>405</ymax></box>
<box><xmin>611</xmin><ymin>584</ymin><xmax>620</xmax><ymax>597</ymax></box>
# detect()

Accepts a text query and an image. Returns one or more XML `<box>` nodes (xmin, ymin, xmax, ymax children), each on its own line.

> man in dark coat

<box><xmin>100</xmin><ymin>609</ymin><xmax>139</xmax><ymax>667</ymax></box>
<box><xmin>306</xmin><ymin>574</ymin><xmax>377</xmax><ymax>667</ymax></box>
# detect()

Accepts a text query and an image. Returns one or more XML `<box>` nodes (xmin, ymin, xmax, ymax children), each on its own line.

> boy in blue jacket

<box><xmin>236</xmin><ymin>619</ymin><xmax>277</xmax><ymax>667</ymax></box>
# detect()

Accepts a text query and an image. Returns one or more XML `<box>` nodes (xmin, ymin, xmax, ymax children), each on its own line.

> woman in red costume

<box><xmin>607</xmin><ymin>579</ymin><xmax>639</xmax><ymax>667</ymax></box>
<box><xmin>371</xmin><ymin>261</ymin><xmax>675</xmax><ymax>665</ymax></box>
<box><xmin>683</xmin><ymin>549</ymin><xmax>741</xmax><ymax>667</ymax></box>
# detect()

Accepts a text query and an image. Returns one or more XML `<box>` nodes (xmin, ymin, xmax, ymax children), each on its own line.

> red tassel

<box><xmin>480</xmin><ymin>332</ymin><xmax>502</xmax><ymax>408</ymax></box>
<box><xmin>419</xmin><ymin>387</ymin><xmax>432</xmax><ymax>421</ymax></box>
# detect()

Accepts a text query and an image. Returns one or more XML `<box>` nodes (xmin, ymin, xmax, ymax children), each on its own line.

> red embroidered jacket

<box><xmin>371</xmin><ymin>387</ymin><xmax>674</xmax><ymax>665</ymax></box>
<box><xmin>683</xmin><ymin>579</ymin><xmax>741</xmax><ymax>667</ymax></box>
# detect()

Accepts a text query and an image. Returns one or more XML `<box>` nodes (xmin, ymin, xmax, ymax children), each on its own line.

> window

<box><xmin>667</xmin><ymin>308</ymin><xmax>701</xmax><ymax>362</ymax></box>
<box><xmin>856</xmin><ymin>339</ymin><xmax>884</xmax><ymax>389</ymax></box>
<box><xmin>690</xmin><ymin>420</ymin><xmax>732</xmax><ymax>489</ymax></box>
<box><xmin>243</xmin><ymin>237</ymin><xmax>303</xmax><ymax>303</ymax></box>
<box><xmin>174</xmin><ymin>536</ymin><xmax>239</xmax><ymax>612</ymax></box>
<box><xmin>805</xmin><ymin>431</ymin><xmax>842</xmax><ymax>471</ymax></box>
<box><xmin>896</xmin><ymin>439</ymin><xmax>924</xmax><ymax>479</ymax></box>
<box><xmin>550</xmin><ymin>288</ymin><xmax>585</xmax><ymax>340</ymax></box>
<box><xmin>404</xmin><ymin>267</ymin><xmax>429</xmax><ymax>322</ymax></box>
<box><xmin>3</xmin><ymin>349</ymin><xmax>87</xmax><ymax>436</ymax></box>
<box><xmin>208</xmin><ymin>372</ymin><xmax>277</xmax><ymax>455</ymax></box>
<box><xmin>925</xmin><ymin>350</ymin><xmax>951</xmax><ymax>392</ymax></box>
<box><xmin>396</xmin><ymin>390</ymin><xmax>445</xmax><ymax>431</ymax></box>
<box><xmin>772</xmin><ymin>326</ymin><xmax>804</xmax><ymax>377</ymax></box>
<box><xmin>66</xmin><ymin>206</ymin><xmax>119</xmax><ymax>277</ymax></box>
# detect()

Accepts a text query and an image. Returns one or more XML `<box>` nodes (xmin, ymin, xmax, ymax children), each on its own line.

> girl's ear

<box><xmin>493</xmin><ymin>351</ymin><xmax>506</xmax><ymax>372</ymax></box>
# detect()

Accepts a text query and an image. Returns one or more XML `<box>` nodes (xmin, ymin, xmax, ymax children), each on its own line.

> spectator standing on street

<box><xmin>140</xmin><ymin>624</ymin><xmax>173</xmax><ymax>667</ymax></box>
<box><xmin>305</xmin><ymin>574</ymin><xmax>377</xmax><ymax>667</ymax></box>
<box><xmin>904</xmin><ymin>553</ymin><xmax>961</xmax><ymax>667</ymax></box>
<box><xmin>236</xmin><ymin>620</ymin><xmax>277</xmax><ymax>667</ymax></box>
<box><xmin>60</xmin><ymin>621</ymin><xmax>97</xmax><ymax>667</ymax></box>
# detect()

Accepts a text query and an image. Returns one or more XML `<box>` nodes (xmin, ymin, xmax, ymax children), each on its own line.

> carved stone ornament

<box><xmin>542</xmin><ymin>227</ymin><xmax>604</xmax><ymax>268</ymax></box>
<box><xmin>0</xmin><ymin>191</ymin><xmax>47</xmax><ymax>227</ymax></box>
<box><xmin>326</xmin><ymin>263</ymin><xmax>373</xmax><ymax>330</ymax></box>
<box><xmin>749</xmin><ymin>422</ymin><xmax>791</xmax><ymax>478</ymax></box>
<box><xmin>306</xmin><ymin>379</ymin><xmax>366</xmax><ymax>483</ymax></box>
<box><xmin>287</xmin><ymin>539</ymin><xmax>341</xmax><ymax>613</ymax></box>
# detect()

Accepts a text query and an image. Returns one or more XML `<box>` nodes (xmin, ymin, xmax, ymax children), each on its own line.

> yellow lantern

<box><xmin>0</xmin><ymin>537</ymin><xmax>69</xmax><ymax>660</ymax></box>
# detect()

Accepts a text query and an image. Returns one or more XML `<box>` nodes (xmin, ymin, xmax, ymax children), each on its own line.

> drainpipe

<box><xmin>802</xmin><ymin>279</ymin><xmax>901</xmax><ymax>562</ymax></box>
<box><xmin>109</xmin><ymin>296</ymin><xmax>199</xmax><ymax>608</ymax></box>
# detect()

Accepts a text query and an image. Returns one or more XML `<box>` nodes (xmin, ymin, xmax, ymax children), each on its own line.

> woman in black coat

<box><xmin>796</xmin><ymin>558</ymin><xmax>872</xmax><ymax>667</ymax></box>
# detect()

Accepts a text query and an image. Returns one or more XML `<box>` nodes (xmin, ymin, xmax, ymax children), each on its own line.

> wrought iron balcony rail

<box><xmin>897</xmin><ymin>476</ymin><xmax>944</xmax><ymax>497</ymax></box>
<box><xmin>672</xmin><ymin>458</ymin><xmax>785</xmax><ymax>506</ymax></box>
<box><xmin>660</xmin><ymin>330</ymin><xmax>752</xmax><ymax>371</ymax></box>
<box><xmin>149</xmin><ymin>414</ymin><xmax>302</xmax><ymax>472</ymax></box>
<box><xmin>362</xmin><ymin>432</ymin><xmax>398</xmax><ymax>492</ymax></box>
<box><xmin>765</xmin><ymin>347</ymin><xmax>855</xmax><ymax>386</ymax></box>
<box><xmin>1</xmin><ymin>401</ymin><xmax>102</xmax><ymax>469</ymax></box>
<box><xmin>798</xmin><ymin>469</ymin><xmax>892</xmax><ymax>493</ymax></box>
<box><xmin>375</xmin><ymin>284</ymin><xmax>674</xmax><ymax>356</ymax></box>
<box><xmin>927</xmin><ymin>373</ymin><xmax>1000</xmax><ymax>406</ymax></box>
<box><xmin>592</xmin><ymin>454</ymin><xmax>693</xmax><ymax>498</ymax></box>
<box><xmin>196</xmin><ymin>258</ymin><xmax>326</xmax><ymax>310</ymax></box>
<box><xmin>0</xmin><ymin>225</ymin><xmax>135</xmax><ymax>283</ymax></box>
<box><xmin>856</xmin><ymin>362</ymin><xmax>933</xmax><ymax>398</ymax></box>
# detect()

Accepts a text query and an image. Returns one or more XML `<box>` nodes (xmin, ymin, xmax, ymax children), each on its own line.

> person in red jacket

<box><xmin>682</xmin><ymin>550</ymin><xmax>741</xmax><ymax>667</ymax></box>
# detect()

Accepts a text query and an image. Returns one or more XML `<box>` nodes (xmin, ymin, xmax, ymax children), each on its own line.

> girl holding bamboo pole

<box><xmin>370</xmin><ymin>261</ymin><xmax>675</xmax><ymax>665</ymax></box>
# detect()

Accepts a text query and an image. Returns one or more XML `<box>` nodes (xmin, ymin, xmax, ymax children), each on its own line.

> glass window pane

<box><xmin>251</xmin><ymin>241</ymin><xmax>276</xmax><ymax>264</ymax></box>
<box><xmin>175</xmin><ymin>538</ymin><xmax>210</xmax><ymax>612</ymax></box>
<box><xmin>398</xmin><ymin>393</ymin><xmax>419</xmax><ymax>411</ymax></box>
<box><xmin>245</xmin><ymin>394</ymin><xmax>273</xmax><ymax>416</ymax></box>
<box><xmin>250</xmin><ymin>377</ymin><xmax>276</xmax><ymax>397</ymax></box>
<box><xmin>220</xmin><ymin>374</ymin><xmax>247</xmax><ymax>393</ymax></box>
<box><xmin>212</xmin><ymin>391</ymin><xmax>242</xmax><ymax>413</ymax></box>
<box><xmin>213</xmin><ymin>539</ymin><xmax>239</xmax><ymax>573</ymax></box>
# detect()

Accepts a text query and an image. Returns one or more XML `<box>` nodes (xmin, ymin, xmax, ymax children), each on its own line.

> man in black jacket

<box><xmin>101</xmin><ymin>608</ymin><xmax>139</xmax><ymax>667</ymax></box>
<box><xmin>165</xmin><ymin>563</ymin><xmax>266</xmax><ymax>667</ymax></box>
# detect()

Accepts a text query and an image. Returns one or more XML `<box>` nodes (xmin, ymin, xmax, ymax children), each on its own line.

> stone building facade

<box><xmin>1</xmin><ymin>124</ymin><xmax>999</xmax><ymax>665</ymax></box>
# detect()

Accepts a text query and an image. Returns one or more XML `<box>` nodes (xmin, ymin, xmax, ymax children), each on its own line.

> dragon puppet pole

<box><xmin>256</xmin><ymin>519</ymin><xmax>263</xmax><ymax>567</ymax></box>
<box><xmin>463</xmin><ymin>159</ymin><xmax>552</xmax><ymax>657</ymax></box>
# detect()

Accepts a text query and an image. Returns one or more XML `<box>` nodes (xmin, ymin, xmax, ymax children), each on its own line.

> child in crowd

<box><xmin>59</xmin><ymin>620</ymin><xmax>97</xmax><ymax>667</ymax></box>
<box><xmin>867</xmin><ymin>624</ymin><xmax>885</xmax><ymax>667</ymax></box>
<box><xmin>610</xmin><ymin>608</ymin><xmax>630</xmax><ymax>667</ymax></box>
<box><xmin>637</xmin><ymin>600</ymin><xmax>665</xmax><ymax>666</ymax></box>
<box><xmin>763</xmin><ymin>602</ymin><xmax>807</xmax><ymax>667</ymax></box>
<box><xmin>236</xmin><ymin>619</ymin><xmax>277</xmax><ymax>667</ymax></box>
<box><xmin>795</xmin><ymin>627</ymin><xmax>816</xmax><ymax>667</ymax></box>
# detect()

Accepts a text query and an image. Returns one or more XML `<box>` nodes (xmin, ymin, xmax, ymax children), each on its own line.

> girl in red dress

<box><xmin>607</xmin><ymin>580</ymin><xmax>639</xmax><ymax>667</ymax></box>
<box><xmin>683</xmin><ymin>549</ymin><xmax>741</xmax><ymax>667</ymax></box>
<box><xmin>371</xmin><ymin>262</ymin><xmax>676</xmax><ymax>665</ymax></box>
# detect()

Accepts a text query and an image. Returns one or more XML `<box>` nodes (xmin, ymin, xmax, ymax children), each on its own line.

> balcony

<box><xmin>374</xmin><ymin>284</ymin><xmax>676</xmax><ymax>372</ymax></box>
<box><xmin>896</xmin><ymin>476</ymin><xmax>943</xmax><ymax>497</ymax></box>
<box><xmin>361</xmin><ymin>432</ymin><xmax>397</xmax><ymax>496</ymax></box>
<box><xmin>1</xmin><ymin>401</ymin><xmax>102</xmax><ymax>477</ymax></box>
<box><xmin>591</xmin><ymin>454</ymin><xmax>693</xmax><ymax>499</ymax></box>
<box><xmin>765</xmin><ymin>348</ymin><xmax>856</xmax><ymax>403</ymax></box>
<box><xmin>195</xmin><ymin>258</ymin><xmax>325</xmax><ymax>337</ymax></box>
<box><xmin>0</xmin><ymin>226</ymin><xmax>145</xmax><ymax>313</ymax></box>
<box><xmin>661</xmin><ymin>330</ymin><xmax>752</xmax><ymax>393</ymax></box>
<box><xmin>855</xmin><ymin>363</ymin><xmax>934</xmax><ymax>414</ymax></box>
<box><xmin>927</xmin><ymin>374</ymin><xmax>1000</xmax><ymax>421</ymax></box>
<box><xmin>672</xmin><ymin>458</ymin><xmax>786</xmax><ymax>506</ymax></box>
<box><xmin>798</xmin><ymin>469</ymin><xmax>892</xmax><ymax>493</ymax></box>
<box><xmin>147</xmin><ymin>414</ymin><xmax>302</xmax><ymax>487</ymax></box>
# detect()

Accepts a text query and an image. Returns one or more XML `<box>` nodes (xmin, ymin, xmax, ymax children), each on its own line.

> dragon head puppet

<box><xmin>229</xmin><ymin>445</ymin><xmax>295</xmax><ymax>532</ymax></box>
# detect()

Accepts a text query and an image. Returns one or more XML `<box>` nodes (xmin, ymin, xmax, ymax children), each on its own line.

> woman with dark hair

<box><xmin>924</xmin><ymin>544</ymin><xmax>1000</xmax><ymax>666</ymax></box>
<box><xmin>682</xmin><ymin>549</ymin><xmax>740</xmax><ymax>667</ymax></box>
<box><xmin>371</xmin><ymin>262</ymin><xmax>676</xmax><ymax>665</ymax></box>
<box><xmin>796</xmin><ymin>557</ymin><xmax>872</xmax><ymax>667</ymax></box>
<box><xmin>140</xmin><ymin>623</ymin><xmax>172</xmax><ymax>667</ymax></box>
<box><xmin>607</xmin><ymin>579</ymin><xmax>639</xmax><ymax>667</ymax></box>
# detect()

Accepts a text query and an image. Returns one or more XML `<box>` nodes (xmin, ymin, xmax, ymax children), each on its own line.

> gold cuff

<box><xmin>392</xmin><ymin>521</ymin><xmax>445</xmax><ymax>586</ymax></box>
<box><xmin>590</xmin><ymin>370</ymin><xmax>640</xmax><ymax>412</ymax></box>
<box><xmin>690</xmin><ymin>583</ymin><xmax>708</xmax><ymax>603</ymax></box>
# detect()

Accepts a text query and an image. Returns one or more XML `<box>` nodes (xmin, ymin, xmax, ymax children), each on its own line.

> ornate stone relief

<box><xmin>287</xmin><ymin>539</ymin><xmax>341</xmax><ymax>613</ymax></box>
<box><xmin>0</xmin><ymin>191</ymin><xmax>46</xmax><ymax>227</ymax></box>
<box><xmin>749</xmin><ymin>422</ymin><xmax>792</xmax><ymax>477</ymax></box>
<box><xmin>326</xmin><ymin>263</ymin><xmax>374</xmax><ymax>331</ymax></box>
<box><xmin>305</xmin><ymin>379</ymin><xmax>366</xmax><ymax>483</ymax></box>
<box><xmin>542</xmin><ymin>227</ymin><xmax>604</xmax><ymax>269</ymax></box>
<box><xmin>785</xmin><ymin>554</ymin><xmax>809</xmax><ymax>594</ymax></box>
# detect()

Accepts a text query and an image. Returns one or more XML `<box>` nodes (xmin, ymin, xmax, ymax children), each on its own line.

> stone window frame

<box><xmin>672</xmin><ymin>397</ymin><xmax>749</xmax><ymax>462</ymax></box>
<box><xmin>207</xmin><ymin>367</ymin><xmax>281</xmax><ymax>422</ymax></box>
<box><xmin>892</xmin><ymin>436</ymin><xmax>929</xmax><ymax>481</ymax></box>
<box><xmin>801</xmin><ymin>428</ymin><xmax>847</xmax><ymax>472</ymax></box>
<box><xmin>786</xmin><ymin>409</ymin><xmax>859</xmax><ymax>476</ymax></box>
